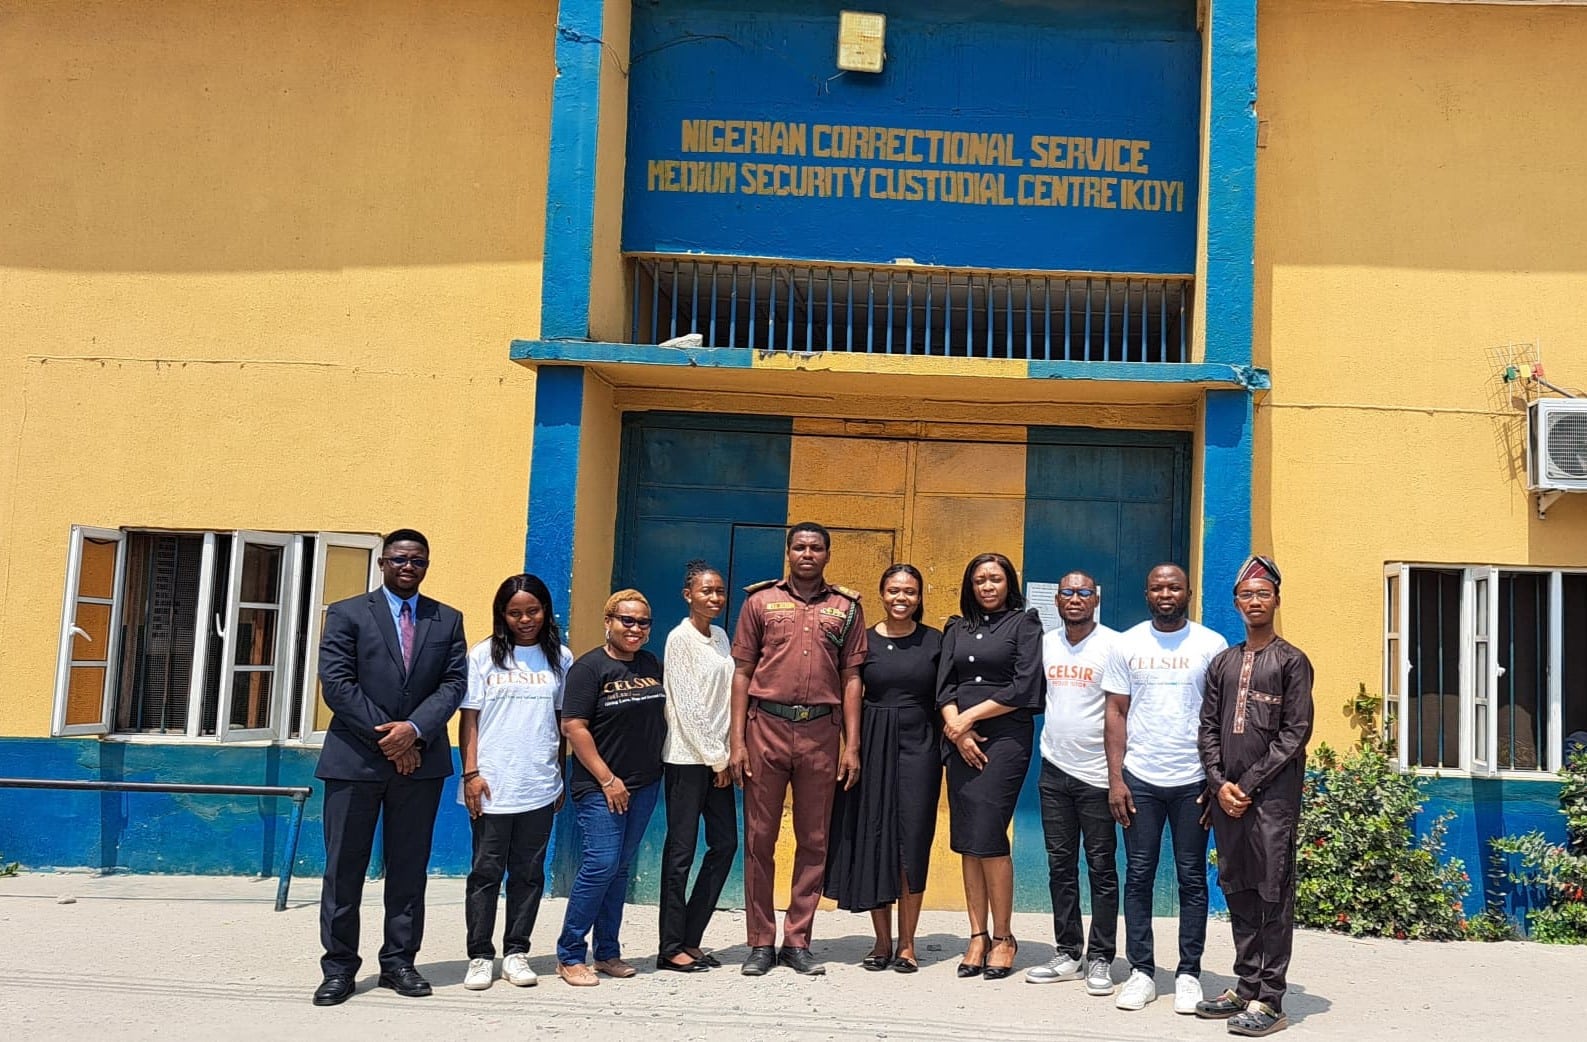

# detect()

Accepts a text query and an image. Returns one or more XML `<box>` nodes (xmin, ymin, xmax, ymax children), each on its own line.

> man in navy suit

<box><xmin>311</xmin><ymin>529</ymin><xmax>467</xmax><ymax>1006</ymax></box>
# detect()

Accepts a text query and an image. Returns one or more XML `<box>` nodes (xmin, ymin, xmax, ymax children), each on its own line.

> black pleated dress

<box><xmin>824</xmin><ymin>624</ymin><xmax>943</xmax><ymax>912</ymax></box>
<box><xmin>937</xmin><ymin>608</ymin><xmax>1045</xmax><ymax>858</ymax></box>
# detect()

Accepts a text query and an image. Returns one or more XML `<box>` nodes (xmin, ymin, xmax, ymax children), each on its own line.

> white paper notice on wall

<box><xmin>1027</xmin><ymin>582</ymin><xmax>1063</xmax><ymax>632</ymax></box>
<box><xmin>837</xmin><ymin>11</ymin><xmax>886</xmax><ymax>73</ymax></box>
<box><xmin>1027</xmin><ymin>581</ymin><xmax>1102</xmax><ymax>633</ymax></box>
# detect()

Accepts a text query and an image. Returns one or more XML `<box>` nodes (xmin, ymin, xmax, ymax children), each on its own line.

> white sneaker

<box><xmin>1085</xmin><ymin>957</ymin><xmax>1114</xmax><ymax>996</ymax></box>
<box><xmin>501</xmin><ymin>952</ymin><xmax>538</xmax><ymax>987</ymax></box>
<box><xmin>464</xmin><ymin>958</ymin><xmax>494</xmax><ymax>991</ymax></box>
<box><xmin>1025</xmin><ymin>954</ymin><xmax>1083</xmax><ymax>983</ymax></box>
<box><xmin>1173</xmin><ymin>973</ymin><xmax>1203</xmax><ymax>1014</ymax></box>
<box><xmin>1115</xmin><ymin>969</ymin><xmax>1157</xmax><ymax>1010</ymax></box>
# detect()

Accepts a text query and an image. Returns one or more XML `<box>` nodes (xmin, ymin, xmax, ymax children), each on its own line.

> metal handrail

<box><xmin>0</xmin><ymin>778</ymin><xmax>313</xmax><ymax>911</ymax></box>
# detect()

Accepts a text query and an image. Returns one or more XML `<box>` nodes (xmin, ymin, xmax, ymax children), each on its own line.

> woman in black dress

<box><xmin>825</xmin><ymin>564</ymin><xmax>943</xmax><ymax>974</ymax></box>
<box><xmin>938</xmin><ymin>552</ymin><xmax>1044</xmax><ymax>981</ymax></box>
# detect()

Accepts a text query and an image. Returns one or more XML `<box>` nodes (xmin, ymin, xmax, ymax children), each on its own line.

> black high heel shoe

<box><xmin>982</xmin><ymin>935</ymin><xmax>1018</xmax><ymax>980</ymax></box>
<box><xmin>956</xmin><ymin>932</ymin><xmax>991</xmax><ymax>978</ymax></box>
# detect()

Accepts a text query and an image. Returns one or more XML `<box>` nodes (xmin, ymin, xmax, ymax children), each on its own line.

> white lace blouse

<box><xmin>661</xmin><ymin>619</ymin><xmax>734</xmax><ymax>770</ymax></box>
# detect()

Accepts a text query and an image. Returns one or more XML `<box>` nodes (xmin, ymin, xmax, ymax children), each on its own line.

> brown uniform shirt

<box><xmin>731</xmin><ymin>578</ymin><xmax>867</xmax><ymax>705</ymax></box>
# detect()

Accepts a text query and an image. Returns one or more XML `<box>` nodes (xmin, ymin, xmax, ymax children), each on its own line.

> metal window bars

<box><xmin>627</xmin><ymin>254</ymin><xmax>1191</xmax><ymax>363</ymax></box>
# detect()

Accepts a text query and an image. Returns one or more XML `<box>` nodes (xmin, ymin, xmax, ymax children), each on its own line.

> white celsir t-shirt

<box><xmin>1101</xmin><ymin>620</ymin><xmax>1229</xmax><ymax>788</ymax></box>
<box><xmin>457</xmin><ymin>640</ymin><xmax>573</xmax><ymax>814</ymax></box>
<box><xmin>1038</xmin><ymin>623</ymin><xmax>1119</xmax><ymax>789</ymax></box>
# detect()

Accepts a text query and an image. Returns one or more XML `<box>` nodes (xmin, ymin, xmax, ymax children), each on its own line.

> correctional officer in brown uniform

<box><xmin>730</xmin><ymin>521</ymin><xmax>865</xmax><ymax>977</ymax></box>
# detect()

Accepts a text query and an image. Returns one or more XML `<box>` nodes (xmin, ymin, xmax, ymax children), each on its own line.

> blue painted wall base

<box><xmin>9</xmin><ymin>738</ymin><xmax>1560</xmax><ymax>929</ymax></box>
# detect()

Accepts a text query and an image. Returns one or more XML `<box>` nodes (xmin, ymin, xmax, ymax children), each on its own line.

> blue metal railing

<box><xmin>628</xmin><ymin>254</ymin><xmax>1192</xmax><ymax>363</ymax></box>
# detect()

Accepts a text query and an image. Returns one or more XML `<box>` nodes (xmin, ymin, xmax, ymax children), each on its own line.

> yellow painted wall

<box><xmin>570</xmin><ymin>370</ymin><xmax>623</xmax><ymax>648</ymax></box>
<box><xmin>0</xmin><ymin>0</ymin><xmax>556</xmax><ymax>735</ymax></box>
<box><xmin>588</xmin><ymin>0</ymin><xmax>633</xmax><ymax>343</ymax></box>
<box><xmin>1254</xmin><ymin>0</ymin><xmax>1587</xmax><ymax>752</ymax></box>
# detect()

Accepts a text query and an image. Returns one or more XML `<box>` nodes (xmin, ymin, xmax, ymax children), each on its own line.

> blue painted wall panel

<box><xmin>542</xmin><ymin>0</ymin><xmax>608</xmax><ymax>340</ymax></box>
<box><xmin>526</xmin><ymin>366</ymin><xmax>587</xmax><ymax>634</ymax></box>
<box><xmin>625</xmin><ymin>0</ymin><xmax>1201</xmax><ymax>273</ymax></box>
<box><xmin>1418</xmin><ymin>775</ymin><xmax>1569</xmax><ymax>920</ymax></box>
<box><xmin>1200</xmin><ymin>390</ymin><xmax>1253</xmax><ymax>643</ymax></box>
<box><xmin>1023</xmin><ymin>427</ymin><xmax>1192</xmax><ymax>632</ymax></box>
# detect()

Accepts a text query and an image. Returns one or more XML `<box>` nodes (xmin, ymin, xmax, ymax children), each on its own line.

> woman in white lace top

<box><xmin>656</xmin><ymin>559</ymin><xmax>738</xmax><ymax>972</ymax></box>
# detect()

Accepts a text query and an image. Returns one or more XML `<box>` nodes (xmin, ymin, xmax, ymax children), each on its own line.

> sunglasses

<box><xmin>609</xmin><ymin>614</ymin><xmax>653</xmax><ymax>629</ymax></box>
<box><xmin>1059</xmin><ymin>587</ymin><xmax>1096</xmax><ymax>599</ymax></box>
<box><xmin>383</xmin><ymin>556</ymin><xmax>429</xmax><ymax>569</ymax></box>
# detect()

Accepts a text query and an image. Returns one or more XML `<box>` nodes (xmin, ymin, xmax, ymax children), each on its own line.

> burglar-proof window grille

<box><xmin>628</xmin><ymin>254</ymin><xmax>1192</xmax><ymax>363</ymax></box>
<box><xmin>1384</xmin><ymin>564</ymin><xmax>1587</xmax><ymax>776</ymax></box>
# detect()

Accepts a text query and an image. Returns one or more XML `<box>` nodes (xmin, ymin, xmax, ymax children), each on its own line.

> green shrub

<box><xmin>0</xmin><ymin>855</ymin><xmax>16</xmax><ymax>877</ymax></box>
<box><xmin>1487</xmin><ymin>748</ymin><xmax>1587</xmax><ymax>945</ymax></box>
<box><xmin>1296</xmin><ymin>740</ymin><xmax>1470</xmax><ymax>940</ymax></box>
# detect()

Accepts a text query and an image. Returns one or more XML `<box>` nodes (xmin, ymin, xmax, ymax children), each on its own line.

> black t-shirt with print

<box><xmin>562</xmin><ymin>647</ymin><xmax>668</xmax><ymax>799</ymax></box>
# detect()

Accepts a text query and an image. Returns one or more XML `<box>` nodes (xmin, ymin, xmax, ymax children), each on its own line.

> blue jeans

<box><xmin>1121</xmin><ymin>769</ymin><xmax>1208</xmax><ymax>978</ymax></box>
<box><xmin>555</xmin><ymin>781</ymin><xmax>661</xmax><ymax>965</ymax></box>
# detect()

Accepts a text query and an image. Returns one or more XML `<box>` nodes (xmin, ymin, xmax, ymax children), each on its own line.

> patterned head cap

<box><xmin>1235</xmin><ymin>554</ymin><xmax>1281</xmax><ymax>592</ymax></box>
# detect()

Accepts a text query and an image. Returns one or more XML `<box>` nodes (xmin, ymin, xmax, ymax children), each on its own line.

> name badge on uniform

<box><xmin>765</xmin><ymin>601</ymin><xmax>797</xmax><ymax>611</ymax></box>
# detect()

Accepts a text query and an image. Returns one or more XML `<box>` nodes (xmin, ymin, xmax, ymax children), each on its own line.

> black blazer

<box><xmin>314</xmin><ymin>589</ymin><xmax>468</xmax><ymax>782</ymax></box>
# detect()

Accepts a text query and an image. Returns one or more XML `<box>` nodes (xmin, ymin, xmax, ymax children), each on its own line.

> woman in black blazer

<box><xmin>937</xmin><ymin>552</ymin><xmax>1044</xmax><ymax>982</ymax></box>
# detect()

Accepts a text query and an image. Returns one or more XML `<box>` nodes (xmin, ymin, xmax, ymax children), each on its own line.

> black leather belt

<box><xmin>751</xmin><ymin>698</ymin><xmax>833</xmax><ymax>723</ymax></box>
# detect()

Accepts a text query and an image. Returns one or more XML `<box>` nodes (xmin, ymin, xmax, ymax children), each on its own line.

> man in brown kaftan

<box><xmin>1196</xmin><ymin>556</ymin><xmax>1314</xmax><ymax>1038</ymax></box>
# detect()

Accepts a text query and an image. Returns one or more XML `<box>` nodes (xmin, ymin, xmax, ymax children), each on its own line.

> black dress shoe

<box><xmin>694</xmin><ymin>951</ymin><xmax>722</xmax><ymax>968</ymax></box>
<box><xmin>777</xmin><ymin>946</ymin><xmax>826</xmax><ymax>976</ymax></box>
<box><xmin>312</xmin><ymin>974</ymin><xmax>356</xmax><ymax>1006</ymax></box>
<box><xmin>377</xmin><ymin>965</ymin><xmax>433</xmax><ymax>997</ymax></box>
<box><xmin>981</xmin><ymin>935</ymin><xmax>1017</xmax><ymax>980</ymax></box>
<box><xmin>956</xmin><ymin>932</ymin><xmax>990</xmax><ymax>978</ymax></box>
<box><xmin>655</xmin><ymin>954</ymin><xmax>708</xmax><ymax>973</ymax></box>
<box><xmin>741</xmin><ymin>945</ymin><xmax>776</xmax><ymax>976</ymax></box>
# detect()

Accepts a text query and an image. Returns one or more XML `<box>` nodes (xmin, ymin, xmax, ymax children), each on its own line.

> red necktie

<box><xmin>399</xmin><ymin>601</ymin><xmax>415</xmax><ymax>670</ymax></box>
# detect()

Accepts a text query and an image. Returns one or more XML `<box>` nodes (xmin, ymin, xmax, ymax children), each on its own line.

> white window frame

<box><xmin>51</xmin><ymin>527</ymin><xmax>379</xmax><ymax>745</ymax></box>
<box><xmin>1383</xmin><ymin>563</ymin><xmax>1408</xmax><ymax>767</ymax></box>
<box><xmin>296</xmin><ymin>532</ymin><xmax>382</xmax><ymax>744</ymax></box>
<box><xmin>1387</xmin><ymin>562</ymin><xmax>1579</xmax><ymax>779</ymax></box>
<box><xmin>215</xmin><ymin>531</ymin><xmax>296</xmax><ymax>742</ymax></box>
<box><xmin>52</xmin><ymin>526</ymin><xmax>127</xmax><ymax>737</ymax></box>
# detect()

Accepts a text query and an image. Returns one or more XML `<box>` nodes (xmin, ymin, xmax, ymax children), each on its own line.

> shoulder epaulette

<box><xmin>743</xmin><ymin>578</ymin><xmax>779</xmax><ymax>594</ymax></box>
<box><xmin>833</xmin><ymin>584</ymin><xmax>861</xmax><ymax>600</ymax></box>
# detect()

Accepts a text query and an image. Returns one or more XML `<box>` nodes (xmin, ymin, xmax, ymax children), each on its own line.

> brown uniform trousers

<box><xmin>742</xmin><ymin>704</ymin><xmax>841</xmax><ymax>948</ymax></box>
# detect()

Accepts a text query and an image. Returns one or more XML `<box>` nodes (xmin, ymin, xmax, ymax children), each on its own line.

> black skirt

<box><xmin>824</xmin><ymin>701</ymin><xmax>942</xmax><ymax>911</ymax></box>
<box><xmin>944</xmin><ymin>712</ymin><xmax>1033</xmax><ymax>858</ymax></box>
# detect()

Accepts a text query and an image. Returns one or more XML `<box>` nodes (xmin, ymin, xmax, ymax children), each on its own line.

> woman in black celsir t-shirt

<box><xmin>554</xmin><ymin>589</ymin><xmax>668</xmax><ymax>988</ymax></box>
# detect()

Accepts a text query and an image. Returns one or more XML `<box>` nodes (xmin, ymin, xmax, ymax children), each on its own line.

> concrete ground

<box><xmin>1</xmin><ymin>872</ymin><xmax>1581</xmax><ymax>1041</ymax></box>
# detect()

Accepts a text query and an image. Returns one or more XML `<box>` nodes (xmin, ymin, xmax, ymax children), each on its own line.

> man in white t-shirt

<box><xmin>1102</xmin><ymin>563</ymin><xmax>1229</xmax><ymax>1015</ymax></box>
<box><xmin>1026</xmin><ymin>572</ymin><xmax>1121</xmax><ymax>997</ymax></box>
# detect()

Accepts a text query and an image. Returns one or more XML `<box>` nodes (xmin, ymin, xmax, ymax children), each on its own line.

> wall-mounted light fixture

<box><xmin>837</xmin><ymin>11</ymin><xmax>886</xmax><ymax>73</ymax></box>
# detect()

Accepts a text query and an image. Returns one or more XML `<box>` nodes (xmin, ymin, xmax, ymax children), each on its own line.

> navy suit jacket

<box><xmin>314</xmin><ymin>589</ymin><xmax>468</xmax><ymax>782</ymax></box>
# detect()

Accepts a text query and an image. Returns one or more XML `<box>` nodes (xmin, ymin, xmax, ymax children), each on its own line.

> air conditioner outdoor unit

<box><xmin>1527</xmin><ymin>398</ymin><xmax>1587</xmax><ymax>492</ymax></box>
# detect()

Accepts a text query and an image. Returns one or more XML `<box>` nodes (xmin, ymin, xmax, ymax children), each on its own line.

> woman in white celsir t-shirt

<box><xmin>656</xmin><ymin>559</ymin><xmax>738</xmax><ymax>973</ymax></box>
<box><xmin>458</xmin><ymin>573</ymin><xmax>573</xmax><ymax>992</ymax></box>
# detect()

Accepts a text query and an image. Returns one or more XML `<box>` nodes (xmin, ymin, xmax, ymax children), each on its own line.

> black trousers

<box><xmin>1226</xmin><ymin>886</ymin><xmax>1295</xmax><ymax>1012</ymax></box>
<box><xmin>1037</xmin><ymin>760</ymin><xmax>1119</xmax><ymax>962</ymax></box>
<box><xmin>659</xmin><ymin>763</ymin><xmax>739</xmax><ymax>958</ymax></box>
<box><xmin>465</xmin><ymin>804</ymin><xmax>556</xmax><ymax>960</ymax></box>
<box><xmin>319</xmin><ymin>774</ymin><xmax>444</xmax><ymax>976</ymax></box>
